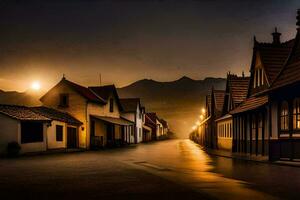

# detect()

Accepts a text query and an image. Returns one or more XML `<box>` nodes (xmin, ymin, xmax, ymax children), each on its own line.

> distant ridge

<box><xmin>117</xmin><ymin>76</ymin><xmax>226</xmax><ymax>138</ymax></box>
<box><xmin>0</xmin><ymin>76</ymin><xmax>226</xmax><ymax>137</ymax></box>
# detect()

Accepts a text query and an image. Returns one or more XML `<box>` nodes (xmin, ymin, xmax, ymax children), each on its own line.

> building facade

<box><xmin>40</xmin><ymin>78</ymin><xmax>133</xmax><ymax>149</ymax></box>
<box><xmin>120</xmin><ymin>98</ymin><xmax>143</xmax><ymax>144</ymax></box>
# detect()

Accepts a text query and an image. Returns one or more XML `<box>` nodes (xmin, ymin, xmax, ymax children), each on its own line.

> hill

<box><xmin>117</xmin><ymin>76</ymin><xmax>226</xmax><ymax>138</ymax></box>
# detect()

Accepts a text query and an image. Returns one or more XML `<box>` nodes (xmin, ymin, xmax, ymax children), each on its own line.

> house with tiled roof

<box><xmin>200</xmin><ymin>88</ymin><xmax>226</xmax><ymax>149</ymax></box>
<box><xmin>40</xmin><ymin>77</ymin><xmax>133</xmax><ymax>149</ymax></box>
<box><xmin>119</xmin><ymin>98</ymin><xmax>143</xmax><ymax>143</ymax></box>
<box><xmin>0</xmin><ymin>104</ymin><xmax>83</xmax><ymax>154</ymax></box>
<box><xmin>215</xmin><ymin>73</ymin><xmax>249</xmax><ymax>151</ymax></box>
<box><xmin>145</xmin><ymin>112</ymin><xmax>166</xmax><ymax>140</ymax></box>
<box><xmin>145</xmin><ymin>113</ymin><xmax>157</xmax><ymax>140</ymax></box>
<box><xmin>228</xmin><ymin>10</ymin><xmax>300</xmax><ymax>160</ymax></box>
<box><xmin>264</xmin><ymin>9</ymin><xmax>300</xmax><ymax>161</ymax></box>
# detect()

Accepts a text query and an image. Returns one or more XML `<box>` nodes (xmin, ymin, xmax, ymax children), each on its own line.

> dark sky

<box><xmin>0</xmin><ymin>0</ymin><xmax>299</xmax><ymax>91</ymax></box>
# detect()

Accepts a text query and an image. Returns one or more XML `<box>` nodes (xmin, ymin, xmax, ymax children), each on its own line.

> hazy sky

<box><xmin>0</xmin><ymin>0</ymin><xmax>299</xmax><ymax>91</ymax></box>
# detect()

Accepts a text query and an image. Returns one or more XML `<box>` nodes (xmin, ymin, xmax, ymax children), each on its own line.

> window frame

<box><xmin>59</xmin><ymin>93</ymin><xmax>69</xmax><ymax>107</ymax></box>
<box><xmin>280</xmin><ymin>101</ymin><xmax>289</xmax><ymax>131</ymax></box>
<box><xmin>293</xmin><ymin>98</ymin><xmax>300</xmax><ymax>130</ymax></box>
<box><xmin>21</xmin><ymin>121</ymin><xmax>44</xmax><ymax>144</ymax></box>
<box><xmin>56</xmin><ymin>125</ymin><xmax>64</xmax><ymax>142</ymax></box>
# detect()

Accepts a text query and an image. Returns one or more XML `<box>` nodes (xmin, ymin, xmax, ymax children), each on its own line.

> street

<box><xmin>0</xmin><ymin>139</ymin><xmax>299</xmax><ymax>200</ymax></box>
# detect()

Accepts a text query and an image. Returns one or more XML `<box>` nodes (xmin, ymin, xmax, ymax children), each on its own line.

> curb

<box><xmin>203</xmin><ymin>148</ymin><xmax>300</xmax><ymax>168</ymax></box>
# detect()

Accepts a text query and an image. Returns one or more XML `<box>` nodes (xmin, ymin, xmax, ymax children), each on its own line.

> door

<box><xmin>107</xmin><ymin>124</ymin><xmax>115</xmax><ymax>146</ymax></box>
<box><xmin>67</xmin><ymin>127</ymin><xmax>77</xmax><ymax>148</ymax></box>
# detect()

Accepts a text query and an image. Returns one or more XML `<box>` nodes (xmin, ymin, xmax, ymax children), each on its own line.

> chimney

<box><xmin>272</xmin><ymin>27</ymin><xmax>281</xmax><ymax>44</ymax></box>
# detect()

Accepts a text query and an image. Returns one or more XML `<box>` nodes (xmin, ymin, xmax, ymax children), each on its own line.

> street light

<box><xmin>199</xmin><ymin>115</ymin><xmax>204</xmax><ymax>120</ymax></box>
<box><xmin>201</xmin><ymin>108</ymin><xmax>206</xmax><ymax>114</ymax></box>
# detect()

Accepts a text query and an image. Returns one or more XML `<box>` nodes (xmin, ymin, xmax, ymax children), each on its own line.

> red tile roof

<box><xmin>214</xmin><ymin>90</ymin><xmax>225</xmax><ymax>112</ymax></box>
<box><xmin>255</xmin><ymin>40</ymin><xmax>294</xmax><ymax>84</ymax></box>
<box><xmin>89</xmin><ymin>85</ymin><xmax>123</xmax><ymax>111</ymax></box>
<box><xmin>89</xmin><ymin>85</ymin><xmax>116</xmax><ymax>101</ymax></box>
<box><xmin>119</xmin><ymin>98</ymin><xmax>140</xmax><ymax>113</ymax></box>
<box><xmin>228</xmin><ymin>75</ymin><xmax>250</xmax><ymax>106</ymax></box>
<box><xmin>63</xmin><ymin>78</ymin><xmax>105</xmax><ymax>104</ymax></box>
<box><xmin>230</xmin><ymin>95</ymin><xmax>268</xmax><ymax>115</ymax></box>
<box><xmin>206</xmin><ymin>89</ymin><xmax>225</xmax><ymax>117</ymax></box>
<box><xmin>0</xmin><ymin>104</ymin><xmax>50</xmax><ymax>121</ymax></box>
<box><xmin>31</xmin><ymin>106</ymin><xmax>82</xmax><ymax>125</ymax></box>
<box><xmin>271</xmin><ymin>31</ymin><xmax>300</xmax><ymax>89</ymax></box>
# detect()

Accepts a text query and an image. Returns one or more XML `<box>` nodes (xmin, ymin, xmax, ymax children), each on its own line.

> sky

<box><xmin>0</xmin><ymin>0</ymin><xmax>299</xmax><ymax>91</ymax></box>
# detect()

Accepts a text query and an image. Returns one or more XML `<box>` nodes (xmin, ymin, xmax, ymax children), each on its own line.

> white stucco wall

<box><xmin>135</xmin><ymin>105</ymin><xmax>143</xmax><ymax>143</ymax></box>
<box><xmin>0</xmin><ymin>114</ymin><xmax>19</xmax><ymax>154</ymax></box>
<box><xmin>0</xmin><ymin>114</ymin><xmax>48</xmax><ymax>154</ymax></box>
<box><xmin>20</xmin><ymin>123</ymin><xmax>47</xmax><ymax>153</ymax></box>
<box><xmin>46</xmin><ymin>121</ymin><xmax>67</xmax><ymax>149</ymax></box>
<box><xmin>156</xmin><ymin>119</ymin><xmax>163</xmax><ymax>138</ymax></box>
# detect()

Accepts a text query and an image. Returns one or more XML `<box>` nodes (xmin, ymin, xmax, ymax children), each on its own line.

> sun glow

<box><xmin>31</xmin><ymin>81</ymin><xmax>41</xmax><ymax>91</ymax></box>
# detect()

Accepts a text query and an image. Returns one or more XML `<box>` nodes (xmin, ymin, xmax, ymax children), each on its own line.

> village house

<box><xmin>0</xmin><ymin>104</ymin><xmax>82</xmax><ymax>154</ymax></box>
<box><xmin>204</xmin><ymin>88</ymin><xmax>225</xmax><ymax>148</ymax></box>
<box><xmin>141</xmin><ymin>107</ymin><xmax>152</xmax><ymax>142</ymax></box>
<box><xmin>229</xmin><ymin>28</ymin><xmax>294</xmax><ymax>158</ymax></box>
<box><xmin>191</xmin><ymin>88</ymin><xmax>225</xmax><ymax>148</ymax></box>
<box><xmin>120</xmin><ymin>98</ymin><xmax>143</xmax><ymax>144</ymax></box>
<box><xmin>216</xmin><ymin>74</ymin><xmax>249</xmax><ymax>151</ymax></box>
<box><xmin>159</xmin><ymin>118</ymin><xmax>169</xmax><ymax>137</ymax></box>
<box><xmin>144</xmin><ymin>112</ymin><xmax>168</xmax><ymax>140</ymax></box>
<box><xmin>145</xmin><ymin>113</ymin><xmax>157</xmax><ymax>141</ymax></box>
<box><xmin>40</xmin><ymin>77</ymin><xmax>133</xmax><ymax>149</ymax></box>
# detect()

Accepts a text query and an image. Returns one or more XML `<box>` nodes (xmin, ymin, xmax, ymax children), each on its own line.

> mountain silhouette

<box><xmin>0</xmin><ymin>76</ymin><xmax>226</xmax><ymax>138</ymax></box>
<box><xmin>117</xmin><ymin>76</ymin><xmax>226</xmax><ymax>138</ymax></box>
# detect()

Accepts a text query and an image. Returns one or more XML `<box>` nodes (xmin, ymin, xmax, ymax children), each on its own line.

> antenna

<box><xmin>99</xmin><ymin>73</ymin><xmax>102</xmax><ymax>86</ymax></box>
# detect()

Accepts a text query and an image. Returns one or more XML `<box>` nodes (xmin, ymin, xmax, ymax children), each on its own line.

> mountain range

<box><xmin>117</xmin><ymin>76</ymin><xmax>226</xmax><ymax>137</ymax></box>
<box><xmin>0</xmin><ymin>76</ymin><xmax>226</xmax><ymax>138</ymax></box>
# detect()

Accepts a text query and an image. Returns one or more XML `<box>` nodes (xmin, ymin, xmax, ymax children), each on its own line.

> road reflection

<box><xmin>115</xmin><ymin>139</ymin><xmax>279</xmax><ymax>200</ymax></box>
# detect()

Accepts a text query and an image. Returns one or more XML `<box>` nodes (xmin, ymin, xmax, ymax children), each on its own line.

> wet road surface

<box><xmin>0</xmin><ymin>139</ymin><xmax>299</xmax><ymax>199</ymax></box>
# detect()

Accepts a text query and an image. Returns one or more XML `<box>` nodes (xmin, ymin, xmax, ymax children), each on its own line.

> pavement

<box><xmin>203</xmin><ymin>145</ymin><xmax>300</xmax><ymax>167</ymax></box>
<box><xmin>0</xmin><ymin>139</ymin><xmax>299</xmax><ymax>200</ymax></box>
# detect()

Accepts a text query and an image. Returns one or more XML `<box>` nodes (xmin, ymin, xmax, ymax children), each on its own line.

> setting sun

<box><xmin>31</xmin><ymin>81</ymin><xmax>41</xmax><ymax>91</ymax></box>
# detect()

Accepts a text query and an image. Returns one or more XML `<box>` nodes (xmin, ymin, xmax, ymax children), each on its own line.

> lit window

<box><xmin>293</xmin><ymin>98</ymin><xmax>300</xmax><ymax>130</ymax></box>
<box><xmin>280</xmin><ymin>101</ymin><xmax>289</xmax><ymax>131</ymax></box>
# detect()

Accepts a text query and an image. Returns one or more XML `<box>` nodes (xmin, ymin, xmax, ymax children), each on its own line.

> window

<box><xmin>21</xmin><ymin>122</ymin><xmax>44</xmax><ymax>144</ymax></box>
<box><xmin>280</xmin><ymin>101</ymin><xmax>289</xmax><ymax>131</ymax></box>
<box><xmin>56</xmin><ymin>125</ymin><xmax>63</xmax><ymax>141</ymax></box>
<box><xmin>254</xmin><ymin>68</ymin><xmax>264</xmax><ymax>88</ymax></box>
<box><xmin>293</xmin><ymin>98</ymin><xmax>300</xmax><ymax>130</ymax></box>
<box><xmin>59</xmin><ymin>94</ymin><xmax>69</xmax><ymax>107</ymax></box>
<box><xmin>109</xmin><ymin>98</ymin><xmax>114</xmax><ymax>112</ymax></box>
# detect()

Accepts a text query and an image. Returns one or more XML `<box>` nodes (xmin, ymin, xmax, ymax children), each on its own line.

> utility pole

<box><xmin>99</xmin><ymin>73</ymin><xmax>102</xmax><ymax>86</ymax></box>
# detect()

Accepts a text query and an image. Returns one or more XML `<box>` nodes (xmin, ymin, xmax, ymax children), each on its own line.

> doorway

<box><xmin>67</xmin><ymin>127</ymin><xmax>77</xmax><ymax>148</ymax></box>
